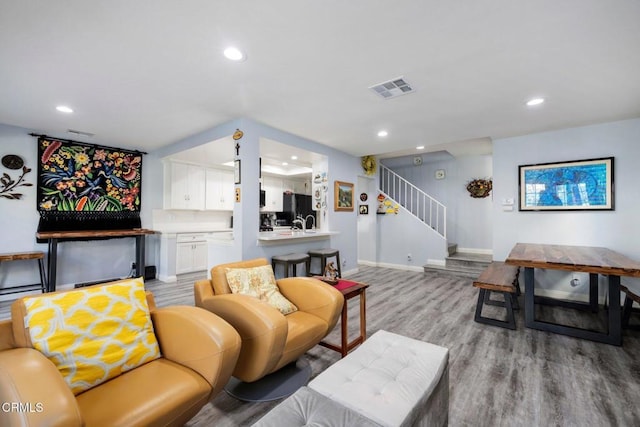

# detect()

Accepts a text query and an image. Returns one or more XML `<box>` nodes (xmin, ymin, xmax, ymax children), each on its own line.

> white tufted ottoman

<box><xmin>311</xmin><ymin>330</ymin><xmax>448</xmax><ymax>426</ymax></box>
<box><xmin>253</xmin><ymin>330</ymin><xmax>449</xmax><ymax>427</ymax></box>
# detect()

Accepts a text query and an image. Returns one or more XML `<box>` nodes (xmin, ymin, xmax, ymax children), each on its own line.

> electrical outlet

<box><xmin>131</xmin><ymin>262</ymin><xmax>136</xmax><ymax>270</ymax></box>
<box><xmin>407</xmin><ymin>253</ymin><xmax>412</xmax><ymax>262</ymax></box>
<box><xmin>570</xmin><ymin>274</ymin><xmax>580</xmax><ymax>287</ymax></box>
<box><xmin>342</xmin><ymin>259</ymin><xmax>346</xmax><ymax>267</ymax></box>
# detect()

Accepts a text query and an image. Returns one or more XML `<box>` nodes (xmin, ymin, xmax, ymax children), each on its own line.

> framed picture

<box><xmin>518</xmin><ymin>157</ymin><xmax>614</xmax><ymax>211</ymax></box>
<box><xmin>359</xmin><ymin>204</ymin><xmax>369</xmax><ymax>215</ymax></box>
<box><xmin>234</xmin><ymin>159</ymin><xmax>241</xmax><ymax>184</ymax></box>
<box><xmin>334</xmin><ymin>180</ymin><xmax>354</xmax><ymax>211</ymax></box>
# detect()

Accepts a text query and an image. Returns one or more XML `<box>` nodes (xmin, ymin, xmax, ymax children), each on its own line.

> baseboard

<box><xmin>158</xmin><ymin>274</ymin><xmax>177</xmax><ymax>283</ymax></box>
<box><xmin>375</xmin><ymin>262</ymin><xmax>426</xmax><ymax>273</ymax></box>
<box><xmin>456</xmin><ymin>247</ymin><xmax>493</xmax><ymax>255</ymax></box>
<box><xmin>357</xmin><ymin>259</ymin><xmax>426</xmax><ymax>272</ymax></box>
<box><xmin>357</xmin><ymin>260</ymin><xmax>377</xmax><ymax>267</ymax></box>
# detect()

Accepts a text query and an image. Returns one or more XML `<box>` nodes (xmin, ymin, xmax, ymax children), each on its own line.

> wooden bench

<box><xmin>0</xmin><ymin>251</ymin><xmax>47</xmax><ymax>295</ymax></box>
<box><xmin>620</xmin><ymin>284</ymin><xmax>640</xmax><ymax>330</ymax></box>
<box><xmin>473</xmin><ymin>261</ymin><xmax>520</xmax><ymax>330</ymax></box>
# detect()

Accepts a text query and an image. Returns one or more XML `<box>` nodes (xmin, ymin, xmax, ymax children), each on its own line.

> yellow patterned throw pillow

<box><xmin>225</xmin><ymin>265</ymin><xmax>298</xmax><ymax>315</ymax></box>
<box><xmin>22</xmin><ymin>278</ymin><xmax>160</xmax><ymax>394</ymax></box>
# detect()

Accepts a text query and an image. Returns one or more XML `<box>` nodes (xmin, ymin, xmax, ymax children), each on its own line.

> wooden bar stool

<box><xmin>272</xmin><ymin>253</ymin><xmax>311</xmax><ymax>278</ymax></box>
<box><xmin>308</xmin><ymin>248</ymin><xmax>341</xmax><ymax>278</ymax></box>
<box><xmin>0</xmin><ymin>251</ymin><xmax>47</xmax><ymax>295</ymax></box>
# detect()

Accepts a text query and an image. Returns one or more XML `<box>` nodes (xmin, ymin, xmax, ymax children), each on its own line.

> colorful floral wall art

<box><xmin>37</xmin><ymin>138</ymin><xmax>143</xmax><ymax>213</ymax></box>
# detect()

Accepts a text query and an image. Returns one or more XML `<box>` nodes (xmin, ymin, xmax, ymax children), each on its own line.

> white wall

<box><xmin>376</xmin><ymin>204</ymin><xmax>447</xmax><ymax>269</ymax></box>
<box><xmin>357</xmin><ymin>175</ymin><xmax>377</xmax><ymax>263</ymax></box>
<box><xmin>0</xmin><ymin>124</ymin><xmax>48</xmax><ymax>288</ymax></box>
<box><xmin>493</xmin><ymin>118</ymin><xmax>640</xmax><ymax>295</ymax></box>
<box><xmin>0</xmin><ymin>123</ymin><xmax>162</xmax><ymax>290</ymax></box>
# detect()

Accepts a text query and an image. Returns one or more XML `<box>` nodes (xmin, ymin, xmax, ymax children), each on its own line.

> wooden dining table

<box><xmin>505</xmin><ymin>243</ymin><xmax>640</xmax><ymax>346</ymax></box>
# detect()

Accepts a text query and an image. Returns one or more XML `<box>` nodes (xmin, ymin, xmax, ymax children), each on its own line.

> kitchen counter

<box><xmin>257</xmin><ymin>230</ymin><xmax>338</xmax><ymax>245</ymax></box>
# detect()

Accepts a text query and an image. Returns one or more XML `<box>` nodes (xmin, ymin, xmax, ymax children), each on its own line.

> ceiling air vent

<box><xmin>369</xmin><ymin>76</ymin><xmax>415</xmax><ymax>99</ymax></box>
<box><xmin>67</xmin><ymin>129</ymin><xmax>95</xmax><ymax>138</ymax></box>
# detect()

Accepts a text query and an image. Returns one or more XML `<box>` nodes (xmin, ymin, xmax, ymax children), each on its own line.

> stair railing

<box><xmin>379</xmin><ymin>164</ymin><xmax>447</xmax><ymax>240</ymax></box>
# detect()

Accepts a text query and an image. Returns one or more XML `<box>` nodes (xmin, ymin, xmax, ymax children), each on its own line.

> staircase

<box><xmin>423</xmin><ymin>250</ymin><xmax>492</xmax><ymax>278</ymax></box>
<box><xmin>379</xmin><ymin>164</ymin><xmax>446</xmax><ymax>239</ymax></box>
<box><xmin>379</xmin><ymin>164</ymin><xmax>492</xmax><ymax>277</ymax></box>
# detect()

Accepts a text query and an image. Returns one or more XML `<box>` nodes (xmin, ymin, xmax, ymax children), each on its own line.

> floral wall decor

<box><xmin>0</xmin><ymin>154</ymin><xmax>32</xmax><ymax>200</ymax></box>
<box><xmin>361</xmin><ymin>155</ymin><xmax>377</xmax><ymax>176</ymax></box>
<box><xmin>36</xmin><ymin>136</ymin><xmax>144</xmax><ymax>232</ymax></box>
<box><xmin>466</xmin><ymin>178</ymin><xmax>492</xmax><ymax>198</ymax></box>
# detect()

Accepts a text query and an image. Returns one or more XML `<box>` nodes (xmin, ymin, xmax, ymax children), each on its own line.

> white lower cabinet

<box><xmin>176</xmin><ymin>234</ymin><xmax>208</xmax><ymax>274</ymax></box>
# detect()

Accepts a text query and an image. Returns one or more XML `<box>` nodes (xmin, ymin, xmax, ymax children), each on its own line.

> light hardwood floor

<box><xmin>2</xmin><ymin>267</ymin><xmax>639</xmax><ymax>426</ymax></box>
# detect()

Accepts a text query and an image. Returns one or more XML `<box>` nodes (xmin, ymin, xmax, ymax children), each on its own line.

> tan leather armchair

<box><xmin>0</xmin><ymin>290</ymin><xmax>241</xmax><ymax>427</ymax></box>
<box><xmin>195</xmin><ymin>258</ymin><xmax>343</xmax><ymax>383</ymax></box>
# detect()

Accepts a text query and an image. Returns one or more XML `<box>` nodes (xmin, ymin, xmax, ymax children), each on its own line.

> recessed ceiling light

<box><xmin>416</xmin><ymin>145</ymin><xmax>425</xmax><ymax>150</ymax></box>
<box><xmin>526</xmin><ymin>97</ymin><xmax>545</xmax><ymax>106</ymax></box>
<box><xmin>377</xmin><ymin>130</ymin><xmax>388</xmax><ymax>137</ymax></box>
<box><xmin>56</xmin><ymin>105</ymin><xmax>73</xmax><ymax>113</ymax></box>
<box><xmin>291</xmin><ymin>155</ymin><xmax>298</xmax><ymax>160</ymax></box>
<box><xmin>282</xmin><ymin>162</ymin><xmax>288</xmax><ymax>166</ymax></box>
<box><xmin>223</xmin><ymin>47</ymin><xmax>246</xmax><ymax>61</ymax></box>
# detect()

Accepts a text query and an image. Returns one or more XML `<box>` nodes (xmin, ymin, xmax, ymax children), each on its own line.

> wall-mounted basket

<box><xmin>466</xmin><ymin>179</ymin><xmax>492</xmax><ymax>198</ymax></box>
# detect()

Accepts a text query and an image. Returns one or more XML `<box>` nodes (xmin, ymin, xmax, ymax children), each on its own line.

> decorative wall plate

<box><xmin>2</xmin><ymin>154</ymin><xmax>24</xmax><ymax>170</ymax></box>
<box><xmin>232</xmin><ymin>129</ymin><xmax>244</xmax><ymax>140</ymax></box>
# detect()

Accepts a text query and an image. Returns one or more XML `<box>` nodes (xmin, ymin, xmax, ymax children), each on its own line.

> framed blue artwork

<box><xmin>518</xmin><ymin>157</ymin><xmax>614</xmax><ymax>211</ymax></box>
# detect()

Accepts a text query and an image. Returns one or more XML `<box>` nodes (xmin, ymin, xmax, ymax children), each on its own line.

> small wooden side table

<box><xmin>0</xmin><ymin>251</ymin><xmax>47</xmax><ymax>295</ymax></box>
<box><xmin>317</xmin><ymin>278</ymin><xmax>369</xmax><ymax>357</ymax></box>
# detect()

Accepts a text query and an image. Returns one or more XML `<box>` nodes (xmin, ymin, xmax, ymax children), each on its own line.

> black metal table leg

<box><xmin>589</xmin><ymin>273</ymin><xmax>599</xmax><ymax>313</ymax></box>
<box><xmin>48</xmin><ymin>239</ymin><xmax>58</xmax><ymax>292</ymax></box>
<box><xmin>524</xmin><ymin>267</ymin><xmax>535</xmax><ymax>327</ymax></box>
<box><xmin>37</xmin><ymin>257</ymin><xmax>47</xmax><ymax>293</ymax></box>
<box><xmin>135</xmin><ymin>235</ymin><xmax>145</xmax><ymax>278</ymax></box>
<box><xmin>524</xmin><ymin>266</ymin><xmax>622</xmax><ymax>346</ymax></box>
<box><xmin>607</xmin><ymin>275</ymin><xmax>622</xmax><ymax>345</ymax></box>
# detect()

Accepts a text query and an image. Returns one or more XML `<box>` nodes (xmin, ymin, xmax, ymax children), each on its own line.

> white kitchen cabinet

<box><xmin>176</xmin><ymin>234</ymin><xmax>208</xmax><ymax>274</ymax></box>
<box><xmin>167</xmin><ymin>162</ymin><xmax>205</xmax><ymax>210</ymax></box>
<box><xmin>261</xmin><ymin>176</ymin><xmax>283</xmax><ymax>212</ymax></box>
<box><xmin>283</xmin><ymin>178</ymin><xmax>312</xmax><ymax>195</ymax></box>
<box><xmin>205</xmin><ymin>168</ymin><xmax>234</xmax><ymax>210</ymax></box>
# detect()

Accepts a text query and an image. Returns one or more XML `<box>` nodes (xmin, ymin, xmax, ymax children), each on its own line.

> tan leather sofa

<box><xmin>195</xmin><ymin>258</ymin><xmax>343</xmax><ymax>383</ymax></box>
<box><xmin>0</xmin><ymin>289</ymin><xmax>241</xmax><ymax>427</ymax></box>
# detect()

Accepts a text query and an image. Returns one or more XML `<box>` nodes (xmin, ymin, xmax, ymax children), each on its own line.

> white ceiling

<box><xmin>1</xmin><ymin>1</ymin><xmax>639</xmax><ymax>159</ymax></box>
